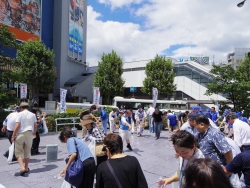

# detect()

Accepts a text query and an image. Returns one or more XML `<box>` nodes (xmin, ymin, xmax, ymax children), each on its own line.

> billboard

<box><xmin>68</xmin><ymin>0</ymin><xmax>84</xmax><ymax>55</ymax></box>
<box><xmin>0</xmin><ymin>0</ymin><xmax>41</xmax><ymax>41</ymax></box>
<box><xmin>190</xmin><ymin>56</ymin><xmax>209</xmax><ymax>64</ymax></box>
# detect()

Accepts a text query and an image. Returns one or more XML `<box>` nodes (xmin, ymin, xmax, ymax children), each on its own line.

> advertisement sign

<box><xmin>20</xmin><ymin>83</ymin><xmax>27</xmax><ymax>98</ymax></box>
<box><xmin>60</xmin><ymin>88</ymin><xmax>67</xmax><ymax>113</ymax></box>
<box><xmin>152</xmin><ymin>88</ymin><xmax>158</xmax><ymax>108</ymax></box>
<box><xmin>0</xmin><ymin>0</ymin><xmax>41</xmax><ymax>41</ymax></box>
<box><xmin>68</xmin><ymin>0</ymin><xmax>84</xmax><ymax>55</ymax></box>
<box><xmin>190</xmin><ymin>56</ymin><xmax>209</xmax><ymax>64</ymax></box>
<box><xmin>93</xmin><ymin>87</ymin><xmax>100</xmax><ymax>107</ymax></box>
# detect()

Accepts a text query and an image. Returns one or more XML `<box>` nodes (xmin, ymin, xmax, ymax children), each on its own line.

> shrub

<box><xmin>45</xmin><ymin>111</ymin><xmax>82</xmax><ymax>132</ymax></box>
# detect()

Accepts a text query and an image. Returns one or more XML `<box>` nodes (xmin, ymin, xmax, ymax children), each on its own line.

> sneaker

<box><xmin>126</xmin><ymin>145</ymin><xmax>133</xmax><ymax>151</ymax></box>
<box><xmin>3</xmin><ymin>152</ymin><xmax>8</xmax><ymax>158</ymax></box>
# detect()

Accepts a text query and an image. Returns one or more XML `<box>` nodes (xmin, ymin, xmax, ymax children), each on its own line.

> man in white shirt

<box><xmin>147</xmin><ymin>104</ymin><xmax>155</xmax><ymax>133</ymax></box>
<box><xmin>11</xmin><ymin>102</ymin><xmax>37</xmax><ymax>176</ymax></box>
<box><xmin>226</xmin><ymin>112</ymin><xmax>250</xmax><ymax>152</ymax></box>
<box><xmin>109</xmin><ymin>108</ymin><xmax>117</xmax><ymax>133</ymax></box>
<box><xmin>1</xmin><ymin>106</ymin><xmax>19</xmax><ymax>161</ymax></box>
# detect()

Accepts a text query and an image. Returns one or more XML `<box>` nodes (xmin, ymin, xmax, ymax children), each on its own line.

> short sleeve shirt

<box><xmin>16</xmin><ymin>110</ymin><xmax>37</xmax><ymax>133</ymax></box>
<box><xmin>152</xmin><ymin>111</ymin><xmax>163</xmax><ymax>122</ymax></box>
<box><xmin>196</xmin><ymin>126</ymin><xmax>232</xmax><ymax>166</ymax></box>
<box><xmin>67</xmin><ymin>137</ymin><xmax>93</xmax><ymax>162</ymax></box>
<box><xmin>226</xmin><ymin>150</ymin><xmax>250</xmax><ymax>187</ymax></box>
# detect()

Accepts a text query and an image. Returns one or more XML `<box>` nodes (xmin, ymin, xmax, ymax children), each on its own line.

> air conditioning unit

<box><xmin>183</xmin><ymin>98</ymin><xmax>188</xmax><ymax>100</ymax></box>
<box><xmin>46</xmin><ymin>144</ymin><xmax>58</xmax><ymax>162</ymax></box>
<box><xmin>170</xmin><ymin>98</ymin><xmax>175</xmax><ymax>101</ymax></box>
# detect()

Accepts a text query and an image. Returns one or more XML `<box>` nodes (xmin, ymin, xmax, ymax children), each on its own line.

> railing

<box><xmin>55</xmin><ymin>117</ymin><xmax>80</xmax><ymax>133</ymax></box>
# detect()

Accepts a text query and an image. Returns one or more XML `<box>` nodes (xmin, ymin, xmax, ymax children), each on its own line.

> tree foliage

<box><xmin>94</xmin><ymin>50</ymin><xmax>125</xmax><ymax>104</ymax></box>
<box><xmin>0</xmin><ymin>25</ymin><xmax>20</xmax><ymax>84</ymax></box>
<box><xmin>141</xmin><ymin>55</ymin><xmax>176</xmax><ymax>98</ymax></box>
<box><xmin>205</xmin><ymin>54</ymin><xmax>250</xmax><ymax>116</ymax></box>
<box><xmin>12</xmin><ymin>40</ymin><xmax>55</xmax><ymax>99</ymax></box>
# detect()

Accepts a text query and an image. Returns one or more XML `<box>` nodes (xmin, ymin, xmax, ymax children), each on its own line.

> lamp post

<box><xmin>237</xmin><ymin>0</ymin><xmax>246</xmax><ymax>7</ymax></box>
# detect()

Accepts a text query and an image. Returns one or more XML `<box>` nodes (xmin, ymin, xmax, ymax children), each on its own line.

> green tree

<box><xmin>205</xmin><ymin>55</ymin><xmax>250</xmax><ymax>116</ymax></box>
<box><xmin>0</xmin><ymin>25</ymin><xmax>20</xmax><ymax>107</ymax></box>
<box><xmin>141</xmin><ymin>55</ymin><xmax>176</xmax><ymax>98</ymax></box>
<box><xmin>94</xmin><ymin>50</ymin><xmax>125</xmax><ymax>104</ymax></box>
<box><xmin>12</xmin><ymin>40</ymin><xmax>55</xmax><ymax>101</ymax></box>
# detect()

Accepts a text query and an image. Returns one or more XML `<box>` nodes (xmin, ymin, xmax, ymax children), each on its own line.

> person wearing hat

<box><xmin>79</xmin><ymin>105</ymin><xmax>98</xmax><ymax>139</ymax></box>
<box><xmin>81</xmin><ymin>114</ymin><xmax>107</xmax><ymax>169</ymax></box>
<box><xmin>11</xmin><ymin>102</ymin><xmax>37</xmax><ymax>176</ymax></box>
<box><xmin>236</xmin><ymin>112</ymin><xmax>249</xmax><ymax>124</ymax></box>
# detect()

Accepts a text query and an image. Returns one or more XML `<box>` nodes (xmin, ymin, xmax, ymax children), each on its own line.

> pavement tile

<box><xmin>0</xmin><ymin>130</ymin><xmax>178</xmax><ymax>188</ymax></box>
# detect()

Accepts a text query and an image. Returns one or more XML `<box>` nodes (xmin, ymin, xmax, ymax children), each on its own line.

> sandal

<box><xmin>20</xmin><ymin>170</ymin><xmax>26</xmax><ymax>176</ymax></box>
<box><xmin>25</xmin><ymin>168</ymin><xmax>30</xmax><ymax>173</ymax></box>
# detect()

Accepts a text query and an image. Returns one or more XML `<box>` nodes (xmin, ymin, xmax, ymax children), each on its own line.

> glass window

<box><xmin>123</xmin><ymin>68</ymin><xmax>131</xmax><ymax>72</ymax></box>
<box><xmin>192</xmin><ymin>72</ymin><xmax>200</xmax><ymax>83</ymax></box>
<box><xmin>132</xmin><ymin>67</ymin><xmax>143</xmax><ymax>71</ymax></box>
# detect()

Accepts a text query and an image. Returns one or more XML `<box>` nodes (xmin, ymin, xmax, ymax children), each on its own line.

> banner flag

<box><xmin>152</xmin><ymin>88</ymin><xmax>158</xmax><ymax>108</ymax></box>
<box><xmin>20</xmin><ymin>83</ymin><xmax>27</xmax><ymax>99</ymax></box>
<box><xmin>60</xmin><ymin>88</ymin><xmax>67</xmax><ymax>113</ymax></box>
<box><xmin>93</xmin><ymin>87</ymin><xmax>100</xmax><ymax>106</ymax></box>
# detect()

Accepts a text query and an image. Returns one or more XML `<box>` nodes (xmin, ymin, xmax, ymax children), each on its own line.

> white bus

<box><xmin>112</xmin><ymin>97</ymin><xmax>188</xmax><ymax>113</ymax></box>
<box><xmin>56</xmin><ymin>103</ymin><xmax>118</xmax><ymax>113</ymax></box>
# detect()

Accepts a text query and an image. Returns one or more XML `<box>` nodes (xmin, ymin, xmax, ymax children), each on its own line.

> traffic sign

<box><xmin>130</xmin><ymin>87</ymin><xmax>136</xmax><ymax>92</ymax></box>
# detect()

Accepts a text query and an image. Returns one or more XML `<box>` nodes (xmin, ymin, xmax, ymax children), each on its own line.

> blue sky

<box><xmin>86</xmin><ymin>0</ymin><xmax>250</xmax><ymax>66</ymax></box>
<box><xmin>88</xmin><ymin>1</ymin><xmax>145</xmax><ymax>25</ymax></box>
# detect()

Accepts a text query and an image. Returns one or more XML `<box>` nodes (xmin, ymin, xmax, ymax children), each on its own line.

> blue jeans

<box><xmin>148</xmin><ymin>115</ymin><xmax>154</xmax><ymax>133</ymax></box>
<box><xmin>102</xmin><ymin>118</ymin><xmax>108</xmax><ymax>135</ymax></box>
<box><xmin>154</xmin><ymin>122</ymin><xmax>162</xmax><ymax>138</ymax></box>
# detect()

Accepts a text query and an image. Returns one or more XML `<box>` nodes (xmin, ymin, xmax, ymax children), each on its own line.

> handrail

<box><xmin>55</xmin><ymin>117</ymin><xmax>80</xmax><ymax>133</ymax></box>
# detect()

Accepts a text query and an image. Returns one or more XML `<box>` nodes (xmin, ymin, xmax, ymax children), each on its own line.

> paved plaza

<box><xmin>0</xmin><ymin>130</ymin><xmax>178</xmax><ymax>188</ymax></box>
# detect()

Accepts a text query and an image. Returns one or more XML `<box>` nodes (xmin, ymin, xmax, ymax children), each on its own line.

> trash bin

<box><xmin>71</xmin><ymin>127</ymin><xmax>78</xmax><ymax>137</ymax></box>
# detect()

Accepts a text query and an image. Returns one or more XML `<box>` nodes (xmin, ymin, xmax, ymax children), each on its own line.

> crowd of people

<box><xmin>2</xmin><ymin>101</ymin><xmax>250</xmax><ymax>188</ymax></box>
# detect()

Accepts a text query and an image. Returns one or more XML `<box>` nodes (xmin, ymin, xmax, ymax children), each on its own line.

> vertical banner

<box><xmin>215</xmin><ymin>101</ymin><xmax>220</xmax><ymax>113</ymax></box>
<box><xmin>20</xmin><ymin>83</ymin><xmax>27</xmax><ymax>98</ymax></box>
<box><xmin>60</xmin><ymin>88</ymin><xmax>67</xmax><ymax>113</ymax></box>
<box><xmin>93</xmin><ymin>87</ymin><xmax>100</xmax><ymax>106</ymax></box>
<box><xmin>69</xmin><ymin>0</ymin><xmax>84</xmax><ymax>55</ymax></box>
<box><xmin>152</xmin><ymin>88</ymin><xmax>158</xmax><ymax>108</ymax></box>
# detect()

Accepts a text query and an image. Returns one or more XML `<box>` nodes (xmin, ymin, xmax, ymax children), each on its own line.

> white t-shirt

<box><xmin>3</xmin><ymin>112</ymin><xmax>18</xmax><ymax>131</ymax></box>
<box><xmin>233</xmin><ymin>119</ymin><xmax>250</xmax><ymax>147</ymax></box>
<box><xmin>147</xmin><ymin>107</ymin><xmax>155</xmax><ymax>116</ymax></box>
<box><xmin>225</xmin><ymin>137</ymin><xmax>241</xmax><ymax>157</ymax></box>
<box><xmin>109</xmin><ymin>111</ymin><xmax>117</xmax><ymax>121</ymax></box>
<box><xmin>16</xmin><ymin>110</ymin><xmax>37</xmax><ymax>133</ymax></box>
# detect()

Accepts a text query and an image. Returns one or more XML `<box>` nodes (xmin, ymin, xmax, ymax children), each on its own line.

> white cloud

<box><xmin>98</xmin><ymin>0</ymin><xmax>143</xmax><ymax>10</ymax></box>
<box><xmin>86</xmin><ymin>1</ymin><xmax>250</xmax><ymax>66</ymax></box>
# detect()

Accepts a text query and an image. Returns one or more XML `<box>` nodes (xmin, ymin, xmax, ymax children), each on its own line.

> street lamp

<box><xmin>237</xmin><ymin>0</ymin><xmax>246</xmax><ymax>7</ymax></box>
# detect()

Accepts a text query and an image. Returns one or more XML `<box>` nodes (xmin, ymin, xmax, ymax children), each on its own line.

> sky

<box><xmin>86</xmin><ymin>0</ymin><xmax>250</xmax><ymax>66</ymax></box>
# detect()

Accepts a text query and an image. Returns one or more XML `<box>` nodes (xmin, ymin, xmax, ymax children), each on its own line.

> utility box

<box><xmin>46</xmin><ymin>144</ymin><xmax>58</xmax><ymax>162</ymax></box>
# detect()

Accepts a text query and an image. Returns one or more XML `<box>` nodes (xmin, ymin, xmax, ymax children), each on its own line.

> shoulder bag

<box><xmin>65</xmin><ymin>138</ymin><xmax>84</xmax><ymax>187</ymax></box>
<box><xmin>106</xmin><ymin>160</ymin><xmax>123</xmax><ymax>188</ymax></box>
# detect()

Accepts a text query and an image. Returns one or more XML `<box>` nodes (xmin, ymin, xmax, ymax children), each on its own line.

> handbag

<box><xmin>96</xmin><ymin>143</ymin><xmax>106</xmax><ymax>157</ymax></box>
<box><xmin>106</xmin><ymin>160</ymin><xmax>123</xmax><ymax>188</ymax></box>
<box><xmin>65</xmin><ymin>138</ymin><xmax>84</xmax><ymax>187</ymax></box>
<box><xmin>37</xmin><ymin>122</ymin><xmax>44</xmax><ymax>134</ymax></box>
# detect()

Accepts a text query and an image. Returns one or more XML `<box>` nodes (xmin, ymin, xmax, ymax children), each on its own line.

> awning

<box><xmin>64</xmin><ymin>76</ymin><xmax>88</xmax><ymax>85</ymax></box>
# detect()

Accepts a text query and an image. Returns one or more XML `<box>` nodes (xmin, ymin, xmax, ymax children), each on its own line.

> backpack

<box><xmin>168</xmin><ymin>114</ymin><xmax>177</xmax><ymax>126</ymax></box>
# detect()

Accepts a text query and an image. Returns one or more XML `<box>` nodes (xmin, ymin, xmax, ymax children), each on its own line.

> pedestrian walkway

<box><xmin>0</xmin><ymin>130</ymin><xmax>178</xmax><ymax>188</ymax></box>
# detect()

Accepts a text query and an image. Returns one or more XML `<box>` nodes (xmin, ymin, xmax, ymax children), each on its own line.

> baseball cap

<box><xmin>188</xmin><ymin>112</ymin><xmax>197</xmax><ymax>120</ymax></box>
